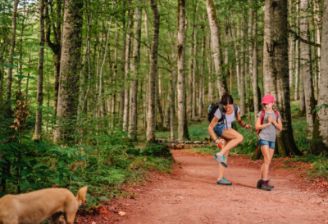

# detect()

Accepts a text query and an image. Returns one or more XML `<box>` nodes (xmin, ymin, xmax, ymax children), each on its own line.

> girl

<box><xmin>208</xmin><ymin>93</ymin><xmax>250</xmax><ymax>185</ymax></box>
<box><xmin>255</xmin><ymin>94</ymin><xmax>282</xmax><ymax>191</ymax></box>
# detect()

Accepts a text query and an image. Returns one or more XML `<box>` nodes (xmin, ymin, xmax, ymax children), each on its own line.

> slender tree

<box><xmin>45</xmin><ymin>0</ymin><xmax>62</xmax><ymax>116</ymax></box>
<box><xmin>33</xmin><ymin>0</ymin><xmax>46</xmax><ymax>141</ymax></box>
<box><xmin>205</xmin><ymin>0</ymin><xmax>227</xmax><ymax>97</ymax></box>
<box><xmin>6</xmin><ymin>0</ymin><xmax>19</xmax><ymax>113</ymax></box>
<box><xmin>300</xmin><ymin>0</ymin><xmax>316</xmax><ymax>136</ymax></box>
<box><xmin>250</xmin><ymin>0</ymin><xmax>260</xmax><ymax>118</ymax></box>
<box><xmin>128</xmin><ymin>0</ymin><xmax>142</xmax><ymax>140</ymax></box>
<box><xmin>177</xmin><ymin>0</ymin><xmax>188</xmax><ymax>141</ymax></box>
<box><xmin>146</xmin><ymin>0</ymin><xmax>160</xmax><ymax>142</ymax></box>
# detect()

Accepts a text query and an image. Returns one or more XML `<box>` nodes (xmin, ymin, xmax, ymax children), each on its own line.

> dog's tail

<box><xmin>76</xmin><ymin>186</ymin><xmax>88</xmax><ymax>206</ymax></box>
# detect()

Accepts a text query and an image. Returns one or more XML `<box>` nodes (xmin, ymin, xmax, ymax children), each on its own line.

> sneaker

<box><xmin>214</xmin><ymin>154</ymin><xmax>228</xmax><ymax>167</ymax></box>
<box><xmin>259</xmin><ymin>183</ymin><xmax>272</xmax><ymax>191</ymax></box>
<box><xmin>257</xmin><ymin>179</ymin><xmax>274</xmax><ymax>189</ymax></box>
<box><xmin>256</xmin><ymin>179</ymin><xmax>262</xmax><ymax>189</ymax></box>
<box><xmin>266</xmin><ymin>180</ymin><xmax>274</xmax><ymax>189</ymax></box>
<box><xmin>216</xmin><ymin>177</ymin><xmax>232</xmax><ymax>185</ymax></box>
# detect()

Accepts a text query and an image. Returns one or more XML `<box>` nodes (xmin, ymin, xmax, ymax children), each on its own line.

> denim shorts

<box><xmin>214</xmin><ymin>123</ymin><xmax>226</xmax><ymax>137</ymax></box>
<box><xmin>259</xmin><ymin>139</ymin><xmax>275</xmax><ymax>149</ymax></box>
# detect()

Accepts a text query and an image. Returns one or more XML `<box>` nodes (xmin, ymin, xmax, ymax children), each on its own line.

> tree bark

<box><xmin>128</xmin><ymin>0</ymin><xmax>142</xmax><ymax>141</ymax></box>
<box><xmin>300</xmin><ymin>0</ymin><xmax>316</xmax><ymax>136</ymax></box>
<box><xmin>263</xmin><ymin>0</ymin><xmax>301</xmax><ymax>156</ymax></box>
<box><xmin>317</xmin><ymin>0</ymin><xmax>328</xmax><ymax>151</ymax></box>
<box><xmin>45</xmin><ymin>0</ymin><xmax>62</xmax><ymax>116</ymax></box>
<box><xmin>250</xmin><ymin>0</ymin><xmax>259</xmax><ymax>118</ymax></box>
<box><xmin>177</xmin><ymin>0</ymin><xmax>188</xmax><ymax>141</ymax></box>
<box><xmin>6</xmin><ymin>0</ymin><xmax>19</xmax><ymax>113</ymax></box>
<box><xmin>54</xmin><ymin>0</ymin><xmax>83</xmax><ymax>144</ymax></box>
<box><xmin>33</xmin><ymin>0</ymin><xmax>46</xmax><ymax>141</ymax></box>
<box><xmin>146</xmin><ymin>0</ymin><xmax>160</xmax><ymax>142</ymax></box>
<box><xmin>123</xmin><ymin>8</ymin><xmax>133</xmax><ymax>132</ymax></box>
<box><xmin>205</xmin><ymin>0</ymin><xmax>227</xmax><ymax>97</ymax></box>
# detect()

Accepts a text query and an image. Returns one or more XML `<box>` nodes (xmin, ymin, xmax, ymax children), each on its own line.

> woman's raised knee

<box><xmin>237</xmin><ymin>135</ymin><xmax>244</xmax><ymax>144</ymax></box>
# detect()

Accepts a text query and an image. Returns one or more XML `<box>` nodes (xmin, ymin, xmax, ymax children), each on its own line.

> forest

<box><xmin>0</xmin><ymin>0</ymin><xmax>327</xmax><ymax>215</ymax></box>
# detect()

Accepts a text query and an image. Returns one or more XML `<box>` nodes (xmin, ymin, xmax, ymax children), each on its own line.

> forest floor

<box><xmin>78</xmin><ymin>149</ymin><xmax>328</xmax><ymax>224</ymax></box>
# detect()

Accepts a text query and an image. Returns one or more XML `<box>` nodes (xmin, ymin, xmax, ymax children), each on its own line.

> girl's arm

<box><xmin>208</xmin><ymin>116</ymin><xmax>220</xmax><ymax>143</ymax></box>
<box><xmin>271</xmin><ymin>117</ymin><xmax>283</xmax><ymax>131</ymax></box>
<box><xmin>255</xmin><ymin>117</ymin><xmax>271</xmax><ymax>131</ymax></box>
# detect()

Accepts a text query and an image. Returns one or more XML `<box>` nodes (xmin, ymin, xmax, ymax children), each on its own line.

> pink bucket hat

<box><xmin>261</xmin><ymin>94</ymin><xmax>275</xmax><ymax>104</ymax></box>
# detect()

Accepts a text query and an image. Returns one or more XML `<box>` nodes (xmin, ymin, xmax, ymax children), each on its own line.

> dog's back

<box><xmin>0</xmin><ymin>188</ymin><xmax>81</xmax><ymax>224</ymax></box>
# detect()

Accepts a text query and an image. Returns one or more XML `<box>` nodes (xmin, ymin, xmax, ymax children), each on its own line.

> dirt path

<box><xmin>79</xmin><ymin>150</ymin><xmax>328</xmax><ymax>224</ymax></box>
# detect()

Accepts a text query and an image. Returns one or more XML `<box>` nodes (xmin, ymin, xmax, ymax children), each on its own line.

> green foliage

<box><xmin>292</xmin><ymin>155</ymin><xmax>328</xmax><ymax>179</ymax></box>
<box><xmin>141</xmin><ymin>143</ymin><xmax>172</xmax><ymax>158</ymax></box>
<box><xmin>0</xmin><ymin>111</ymin><xmax>173</xmax><ymax>207</ymax></box>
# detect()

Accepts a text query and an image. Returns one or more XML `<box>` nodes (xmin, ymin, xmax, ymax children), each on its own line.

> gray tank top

<box><xmin>258</xmin><ymin>111</ymin><xmax>280</xmax><ymax>142</ymax></box>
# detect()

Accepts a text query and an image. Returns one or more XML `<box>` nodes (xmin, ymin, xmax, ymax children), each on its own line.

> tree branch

<box><xmin>288</xmin><ymin>29</ymin><xmax>321</xmax><ymax>47</ymax></box>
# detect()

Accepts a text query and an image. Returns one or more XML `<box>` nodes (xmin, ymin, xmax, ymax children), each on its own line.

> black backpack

<box><xmin>207</xmin><ymin>103</ymin><xmax>238</xmax><ymax>123</ymax></box>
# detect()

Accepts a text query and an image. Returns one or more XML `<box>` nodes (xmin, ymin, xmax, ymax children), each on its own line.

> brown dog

<box><xmin>0</xmin><ymin>186</ymin><xmax>87</xmax><ymax>224</ymax></box>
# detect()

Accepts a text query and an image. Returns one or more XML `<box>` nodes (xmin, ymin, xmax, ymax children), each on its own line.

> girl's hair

<box><xmin>220</xmin><ymin>93</ymin><xmax>234</xmax><ymax>105</ymax></box>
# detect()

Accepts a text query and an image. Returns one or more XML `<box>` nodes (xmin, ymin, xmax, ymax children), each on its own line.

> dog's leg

<box><xmin>65</xmin><ymin>213</ymin><xmax>76</xmax><ymax>224</ymax></box>
<box><xmin>49</xmin><ymin>212</ymin><xmax>66</xmax><ymax>224</ymax></box>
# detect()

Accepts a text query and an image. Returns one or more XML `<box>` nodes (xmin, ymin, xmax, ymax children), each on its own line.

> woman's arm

<box><xmin>236</xmin><ymin>112</ymin><xmax>251</xmax><ymax>129</ymax></box>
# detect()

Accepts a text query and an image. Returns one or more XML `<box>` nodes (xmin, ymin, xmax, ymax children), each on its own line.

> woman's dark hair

<box><xmin>220</xmin><ymin>93</ymin><xmax>234</xmax><ymax>105</ymax></box>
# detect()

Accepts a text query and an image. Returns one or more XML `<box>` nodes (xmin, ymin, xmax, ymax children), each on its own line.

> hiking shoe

<box><xmin>259</xmin><ymin>182</ymin><xmax>272</xmax><ymax>191</ymax></box>
<box><xmin>214</xmin><ymin>154</ymin><xmax>228</xmax><ymax>167</ymax></box>
<box><xmin>216</xmin><ymin>177</ymin><xmax>232</xmax><ymax>185</ymax></box>
<box><xmin>256</xmin><ymin>179</ymin><xmax>263</xmax><ymax>189</ymax></box>
<box><xmin>267</xmin><ymin>180</ymin><xmax>274</xmax><ymax>189</ymax></box>
<box><xmin>257</xmin><ymin>179</ymin><xmax>274</xmax><ymax>189</ymax></box>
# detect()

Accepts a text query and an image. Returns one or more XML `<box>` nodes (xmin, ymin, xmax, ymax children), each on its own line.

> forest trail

<box><xmin>79</xmin><ymin>150</ymin><xmax>328</xmax><ymax>224</ymax></box>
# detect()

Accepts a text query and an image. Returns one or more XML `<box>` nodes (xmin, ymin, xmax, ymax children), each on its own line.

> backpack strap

<box><xmin>218</xmin><ymin>104</ymin><xmax>225</xmax><ymax>123</ymax></box>
<box><xmin>274</xmin><ymin>110</ymin><xmax>280</xmax><ymax>122</ymax></box>
<box><xmin>233</xmin><ymin>104</ymin><xmax>238</xmax><ymax>120</ymax></box>
<box><xmin>260</xmin><ymin>109</ymin><xmax>266</xmax><ymax>124</ymax></box>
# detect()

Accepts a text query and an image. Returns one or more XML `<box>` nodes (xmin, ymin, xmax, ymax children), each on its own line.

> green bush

<box><xmin>141</xmin><ymin>143</ymin><xmax>172</xmax><ymax>158</ymax></box>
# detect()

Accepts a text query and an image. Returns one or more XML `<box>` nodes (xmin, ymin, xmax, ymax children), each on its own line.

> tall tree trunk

<box><xmin>17</xmin><ymin>3</ymin><xmax>28</xmax><ymax>94</ymax></box>
<box><xmin>263</xmin><ymin>0</ymin><xmax>278</xmax><ymax>96</ymax></box>
<box><xmin>128</xmin><ymin>0</ymin><xmax>142</xmax><ymax>141</ymax></box>
<box><xmin>45</xmin><ymin>0</ymin><xmax>62</xmax><ymax>116</ymax></box>
<box><xmin>79</xmin><ymin>0</ymin><xmax>91</xmax><ymax>117</ymax></box>
<box><xmin>205</xmin><ymin>0</ymin><xmax>227</xmax><ymax>97</ymax></box>
<box><xmin>240</xmin><ymin>18</ymin><xmax>246</xmax><ymax>116</ymax></box>
<box><xmin>317</xmin><ymin>0</ymin><xmax>328</xmax><ymax>152</ymax></box>
<box><xmin>33</xmin><ymin>0</ymin><xmax>46</xmax><ymax>141</ymax></box>
<box><xmin>123</xmin><ymin>10</ymin><xmax>133</xmax><ymax>132</ymax></box>
<box><xmin>177</xmin><ymin>0</ymin><xmax>188</xmax><ymax>141</ymax></box>
<box><xmin>146</xmin><ymin>0</ymin><xmax>160</xmax><ymax>142</ymax></box>
<box><xmin>169</xmin><ymin>70</ymin><xmax>176</xmax><ymax>141</ymax></box>
<box><xmin>54</xmin><ymin>0</ymin><xmax>83</xmax><ymax>144</ymax></box>
<box><xmin>313</xmin><ymin>0</ymin><xmax>321</xmax><ymax>97</ymax></box>
<box><xmin>6</xmin><ymin>0</ymin><xmax>19</xmax><ymax>113</ymax></box>
<box><xmin>300</xmin><ymin>0</ymin><xmax>316</xmax><ymax>136</ymax></box>
<box><xmin>250</xmin><ymin>0</ymin><xmax>259</xmax><ymax>118</ymax></box>
<box><xmin>294</xmin><ymin>0</ymin><xmax>301</xmax><ymax>102</ymax></box>
<box><xmin>189</xmin><ymin>1</ymin><xmax>198</xmax><ymax>120</ymax></box>
<box><xmin>97</xmin><ymin>25</ymin><xmax>110</xmax><ymax>118</ymax></box>
<box><xmin>263</xmin><ymin>0</ymin><xmax>301</xmax><ymax>156</ymax></box>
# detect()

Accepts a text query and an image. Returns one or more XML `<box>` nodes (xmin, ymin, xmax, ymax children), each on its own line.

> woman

<box><xmin>208</xmin><ymin>93</ymin><xmax>251</xmax><ymax>185</ymax></box>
